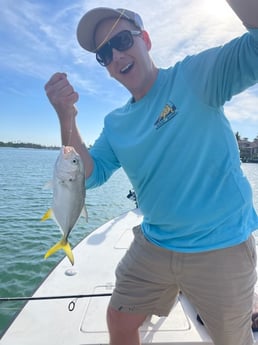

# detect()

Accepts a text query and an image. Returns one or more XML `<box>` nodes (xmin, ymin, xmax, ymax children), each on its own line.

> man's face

<box><xmin>94</xmin><ymin>18</ymin><xmax>155</xmax><ymax>101</ymax></box>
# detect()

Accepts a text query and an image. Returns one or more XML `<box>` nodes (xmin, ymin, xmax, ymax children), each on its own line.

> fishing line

<box><xmin>67</xmin><ymin>109</ymin><xmax>75</xmax><ymax>147</ymax></box>
<box><xmin>94</xmin><ymin>9</ymin><xmax>126</xmax><ymax>52</ymax></box>
<box><xmin>0</xmin><ymin>292</ymin><xmax>112</xmax><ymax>303</ymax></box>
<box><xmin>67</xmin><ymin>10</ymin><xmax>126</xmax><ymax>146</ymax></box>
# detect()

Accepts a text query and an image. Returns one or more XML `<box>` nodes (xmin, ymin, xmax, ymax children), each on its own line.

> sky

<box><xmin>1</xmin><ymin>0</ymin><xmax>258</xmax><ymax>146</ymax></box>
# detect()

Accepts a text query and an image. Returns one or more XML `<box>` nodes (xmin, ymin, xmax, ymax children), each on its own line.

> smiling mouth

<box><xmin>120</xmin><ymin>62</ymin><xmax>134</xmax><ymax>74</ymax></box>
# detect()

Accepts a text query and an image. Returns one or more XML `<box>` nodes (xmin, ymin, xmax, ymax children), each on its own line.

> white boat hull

<box><xmin>1</xmin><ymin>209</ymin><xmax>258</xmax><ymax>344</ymax></box>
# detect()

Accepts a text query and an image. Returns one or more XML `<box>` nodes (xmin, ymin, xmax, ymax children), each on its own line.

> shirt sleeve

<box><xmin>86</xmin><ymin>128</ymin><xmax>121</xmax><ymax>189</ymax></box>
<box><xmin>248</xmin><ymin>28</ymin><xmax>258</xmax><ymax>42</ymax></box>
<box><xmin>182</xmin><ymin>31</ymin><xmax>258</xmax><ymax>107</ymax></box>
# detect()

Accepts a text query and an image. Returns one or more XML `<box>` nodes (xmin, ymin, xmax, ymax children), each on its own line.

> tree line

<box><xmin>0</xmin><ymin>141</ymin><xmax>60</xmax><ymax>150</ymax></box>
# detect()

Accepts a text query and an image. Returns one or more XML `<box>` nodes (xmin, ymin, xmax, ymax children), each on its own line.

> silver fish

<box><xmin>41</xmin><ymin>146</ymin><xmax>87</xmax><ymax>265</ymax></box>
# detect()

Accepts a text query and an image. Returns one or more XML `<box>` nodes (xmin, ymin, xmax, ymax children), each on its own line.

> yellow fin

<box><xmin>41</xmin><ymin>209</ymin><xmax>53</xmax><ymax>221</ymax></box>
<box><xmin>44</xmin><ymin>237</ymin><xmax>74</xmax><ymax>265</ymax></box>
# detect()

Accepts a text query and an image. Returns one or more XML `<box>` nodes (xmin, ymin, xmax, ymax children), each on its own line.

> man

<box><xmin>45</xmin><ymin>1</ymin><xmax>258</xmax><ymax>344</ymax></box>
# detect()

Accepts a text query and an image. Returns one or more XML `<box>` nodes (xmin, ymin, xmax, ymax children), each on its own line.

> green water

<box><xmin>1</xmin><ymin>148</ymin><xmax>258</xmax><ymax>336</ymax></box>
<box><xmin>0</xmin><ymin>148</ymin><xmax>133</xmax><ymax>335</ymax></box>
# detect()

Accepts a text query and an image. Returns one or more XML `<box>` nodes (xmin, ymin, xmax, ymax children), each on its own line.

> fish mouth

<box><xmin>62</xmin><ymin>146</ymin><xmax>79</xmax><ymax>158</ymax></box>
<box><xmin>63</xmin><ymin>146</ymin><xmax>74</xmax><ymax>154</ymax></box>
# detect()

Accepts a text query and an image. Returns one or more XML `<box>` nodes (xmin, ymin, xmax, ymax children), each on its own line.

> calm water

<box><xmin>1</xmin><ymin>149</ymin><xmax>258</xmax><ymax>335</ymax></box>
<box><xmin>0</xmin><ymin>148</ymin><xmax>133</xmax><ymax>335</ymax></box>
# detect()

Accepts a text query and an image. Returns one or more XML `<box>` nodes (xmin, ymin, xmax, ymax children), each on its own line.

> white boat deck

<box><xmin>1</xmin><ymin>209</ymin><xmax>258</xmax><ymax>344</ymax></box>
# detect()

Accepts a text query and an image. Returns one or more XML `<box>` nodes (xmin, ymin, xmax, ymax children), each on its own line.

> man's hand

<box><xmin>44</xmin><ymin>72</ymin><xmax>79</xmax><ymax>119</ymax></box>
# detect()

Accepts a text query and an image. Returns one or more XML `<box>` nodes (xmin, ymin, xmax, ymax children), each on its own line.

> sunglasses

<box><xmin>96</xmin><ymin>30</ymin><xmax>141</xmax><ymax>67</ymax></box>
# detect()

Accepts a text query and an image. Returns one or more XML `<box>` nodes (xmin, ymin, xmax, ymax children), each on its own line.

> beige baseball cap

<box><xmin>77</xmin><ymin>7</ymin><xmax>144</xmax><ymax>52</ymax></box>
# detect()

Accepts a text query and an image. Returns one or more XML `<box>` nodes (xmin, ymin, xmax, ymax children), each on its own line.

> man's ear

<box><xmin>141</xmin><ymin>30</ymin><xmax>152</xmax><ymax>51</ymax></box>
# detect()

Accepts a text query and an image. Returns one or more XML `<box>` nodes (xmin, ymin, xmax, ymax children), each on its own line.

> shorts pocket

<box><xmin>244</xmin><ymin>235</ymin><xmax>257</xmax><ymax>269</ymax></box>
<box><xmin>132</xmin><ymin>224</ymin><xmax>159</xmax><ymax>249</ymax></box>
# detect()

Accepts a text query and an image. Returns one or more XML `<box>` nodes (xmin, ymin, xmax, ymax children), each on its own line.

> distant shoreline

<box><xmin>0</xmin><ymin>141</ymin><xmax>60</xmax><ymax>150</ymax></box>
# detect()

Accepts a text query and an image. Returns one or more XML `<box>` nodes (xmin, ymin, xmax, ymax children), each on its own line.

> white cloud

<box><xmin>1</xmin><ymin>0</ymin><xmax>257</xmax><ymax>142</ymax></box>
<box><xmin>0</xmin><ymin>0</ymin><xmax>249</xmax><ymax>85</ymax></box>
<box><xmin>225</xmin><ymin>86</ymin><xmax>258</xmax><ymax>122</ymax></box>
<box><xmin>72</xmin><ymin>0</ymin><xmax>247</xmax><ymax>81</ymax></box>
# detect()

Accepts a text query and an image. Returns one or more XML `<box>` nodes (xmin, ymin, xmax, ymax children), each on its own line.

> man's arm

<box><xmin>226</xmin><ymin>0</ymin><xmax>258</xmax><ymax>28</ymax></box>
<box><xmin>44</xmin><ymin>72</ymin><xmax>94</xmax><ymax>178</ymax></box>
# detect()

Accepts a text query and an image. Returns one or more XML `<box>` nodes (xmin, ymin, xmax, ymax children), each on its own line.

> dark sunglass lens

<box><xmin>112</xmin><ymin>31</ymin><xmax>133</xmax><ymax>51</ymax></box>
<box><xmin>96</xmin><ymin>43</ymin><xmax>112</xmax><ymax>66</ymax></box>
<box><xmin>96</xmin><ymin>31</ymin><xmax>135</xmax><ymax>66</ymax></box>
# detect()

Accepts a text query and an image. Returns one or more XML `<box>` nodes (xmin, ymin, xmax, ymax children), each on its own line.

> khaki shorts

<box><xmin>110</xmin><ymin>225</ymin><xmax>257</xmax><ymax>345</ymax></box>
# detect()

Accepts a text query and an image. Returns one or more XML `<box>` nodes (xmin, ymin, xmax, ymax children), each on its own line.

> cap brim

<box><xmin>77</xmin><ymin>7</ymin><xmax>127</xmax><ymax>52</ymax></box>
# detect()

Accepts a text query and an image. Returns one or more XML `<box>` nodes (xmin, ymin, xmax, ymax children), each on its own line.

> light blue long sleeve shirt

<box><xmin>87</xmin><ymin>29</ymin><xmax>258</xmax><ymax>252</ymax></box>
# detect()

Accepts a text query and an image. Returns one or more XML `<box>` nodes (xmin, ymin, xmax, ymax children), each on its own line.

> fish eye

<box><xmin>72</xmin><ymin>158</ymin><xmax>78</xmax><ymax>164</ymax></box>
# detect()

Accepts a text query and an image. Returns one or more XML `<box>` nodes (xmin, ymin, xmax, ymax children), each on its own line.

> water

<box><xmin>1</xmin><ymin>149</ymin><xmax>258</xmax><ymax>336</ymax></box>
<box><xmin>0</xmin><ymin>148</ymin><xmax>133</xmax><ymax>335</ymax></box>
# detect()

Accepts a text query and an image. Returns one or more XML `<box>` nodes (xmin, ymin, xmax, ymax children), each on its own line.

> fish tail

<box><xmin>44</xmin><ymin>237</ymin><xmax>74</xmax><ymax>265</ymax></box>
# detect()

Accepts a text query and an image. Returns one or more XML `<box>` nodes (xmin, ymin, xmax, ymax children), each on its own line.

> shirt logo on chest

<box><xmin>154</xmin><ymin>101</ymin><xmax>177</xmax><ymax>129</ymax></box>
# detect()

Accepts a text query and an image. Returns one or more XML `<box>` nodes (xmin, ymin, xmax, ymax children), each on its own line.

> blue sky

<box><xmin>1</xmin><ymin>0</ymin><xmax>258</xmax><ymax>146</ymax></box>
